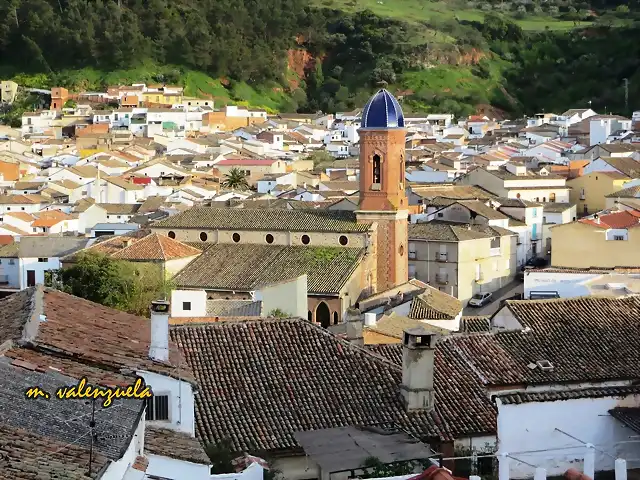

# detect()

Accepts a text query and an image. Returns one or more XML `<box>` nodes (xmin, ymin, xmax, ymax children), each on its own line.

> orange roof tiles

<box><xmin>580</xmin><ymin>210</ymin><xmax>640</xmax><ymax>229</ymax></box>
<box><xmin>109</xmin><ymin>233</ymin><xmax>202</xmax><ymax>261</ymax></box>
<box><xmin>31</xmin><ymin>210</ymin><xmax>72</xmax><ymax>228</ymax></box>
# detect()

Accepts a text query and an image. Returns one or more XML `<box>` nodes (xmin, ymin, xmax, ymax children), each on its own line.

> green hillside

<box><xmin>1</xmin><ymin>0</ymin><xmax>640</xmax><ymax>121</ymax></box>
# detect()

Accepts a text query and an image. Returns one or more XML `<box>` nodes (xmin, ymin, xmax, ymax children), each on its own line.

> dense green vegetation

<box><xmin>1</xmin><ymin>0</ymin><xmax>640</xmax><ymax>118</ymax></box>
<box><xmin>49</xmin><ymin>251</ymin><xmax>172</xmax><ymax>317</ymax></box>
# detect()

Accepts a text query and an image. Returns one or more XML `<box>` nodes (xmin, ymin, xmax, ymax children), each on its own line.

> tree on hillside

<box><xmin>222</xmin><ymin>167</ymin><xmax>250</xmax><ymax>190</ymax></box>
<box><xmin>51</xmin><ymin>251</ymin><xmax>171</xmax><ymax>317</ymax></box>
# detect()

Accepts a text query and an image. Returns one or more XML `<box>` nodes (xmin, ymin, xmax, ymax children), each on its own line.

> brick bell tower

<box><xmin>356</xmin><ymin>89</ymin><xmax>409</xmax><ymax>293</ymax></box>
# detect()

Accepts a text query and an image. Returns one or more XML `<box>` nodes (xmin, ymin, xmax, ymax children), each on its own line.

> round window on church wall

<box><xmin>266</xmin><ymin>234</ymin><xmax>274</xmax><ymax>244</ymax></box>
<box><xmin>339</xmin><ymin>235</ymin><xmax>348</xmax><ymax>246</ymax></box>
<box><xmin>168</xmin><ymin>231</ymin><xmax>176</xmax><ymax>239</ymax></box>
<box><xmin>301</xmin><ymin>235</ymin><xmax>310</xmax><ymax>245</ymax></box>
<box><xmin>232</xmin><ymin>233</ymin><xmax>241</xmax><ymax>243</ymax></box>
<box><xmin>200</xmin><ymin>232</ymin><xmax>208</xmax><ymax>241</ymax></box>
<box><xmin>399</xmin><ymin>245</ymin><xmax>404</xmax><ymax>256</ymax></box>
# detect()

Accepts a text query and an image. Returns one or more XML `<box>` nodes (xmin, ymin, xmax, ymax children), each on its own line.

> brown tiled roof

<box><xmin>0</xmin><ymin>423</ymin><xmax>108</xmax><ymax>479</ymax></box>
<box><xmin>0</xmin><ymin>287</ymin><xmax>195</xmax><ymax>384</ymax></box>
<box><xmin>110</xmin><ymin>233</ymin><xmax>201</xmax><ymax>261</ymax></box>
<box><xmin>450</xmin><ymin>295</ymin><xmax>640</xmax><ymax>387</ymax></box>
<box><xmin>498</xmin><ymin>386</ymin><xmax>640</xmax><ymax>405</ymax></box>
<box><xmin>97</xmin><ymin>203</ymin><xmax>142</xmax><ymax>215</ymax></box>
<box><xmin>459</xmin><ymin>316</ymin><xmax>491</xmax><ymax>333</ymax></box>
<box><xmin>600</xmin><ymin>157</ymin><xmax>640</xmax><ymax>177</ymax></box>
<box><xmin>0</xmin><ymin>194</ymin><xmax>48</xmax><ymax>205</ymax></box>
<box><xmin>173</xmin><ymin>244</ymin><xmax>364</xmax><ymax>295</ymax></box>
<box><xmin>605</xmin><ymin>184</ymin><xmax>640</xmax><ymax>198</ymax></box>
<box><xmin>409</xmin><ymin>221</ymin><xmax>516</xmax><ymax>242</ymax></box>
<box><xmin>152</xmin><ymin>207</ymin><xmax>371</xmax><ymax>232</ymax></box>
<box><xmin>4</xmin><ymin>211</ymin><xmax>35</xmax><ymax>222</ymax></box>
<box><xmin>31</xmin><ymin>210</ymin><xmax>73</xmax><ymax>228</ymax></box>
<box><xmin>408</xmin><ymin>288</ymin><xmax>462</xmax><ymax>320</ymax></box>
<box><xmin>452</xmin><ymin>200</ymin><xmax>507</xmax><ymax>221</ymax></box>
<box><xmin>144</xmin><ymin>426</ymin><xmax>210</xmax><ymax>464</ymax></box>
<box><xmin>104</xmin><ymin>176</ymin><xmax>144</xmax><ymax>191</ymax></box>
<box><xmin>170</xmin><ymin>319</ymin><xmax>488</xmax><ymax>452</ymax></box>
<box><xmin>609</xmin><ymin>406</ymin><xmax>640</xmax><ymax>433</ymax></box>
<box><xmin>365</xmin><ymin>343</ymin><xmax>403</xmax><ymax>364</ymax></box>
<box><xmin>368</xmin><ymin>314</ymin><xmax>451</xmax><ymax>340</ymax></box>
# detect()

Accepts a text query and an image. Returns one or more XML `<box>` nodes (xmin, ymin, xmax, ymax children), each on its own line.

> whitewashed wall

<box><xmin>147</xmin><ymin>455</ymin><xmax>210</xmax><ymax>479</ymax></box>
<box><xmin>137</xmin><ymin>370</ymin><xmax>196</xmax><ymax>435</ymax></box>
<box><xmin>171</xmin><ymin>289</ymin><xmax>207</xmax><ymax>317</ymax></box>
<box><xmin>524</xmin><ymin>271</ymin><xmax>600</xmax><ymax>299</ymax></box>
<box><xmin>496</xmin><ymin>394</ymin><xmax>640</xmax><ymax>479</ymax></box>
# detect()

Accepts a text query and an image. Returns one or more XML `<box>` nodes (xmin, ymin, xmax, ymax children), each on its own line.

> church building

<box><xmin>149</xmin><ymin>89</ymin><xmax>410</xmax><ymax>326</ymax></box>
<box><xmin>356</xmin><ymin>89</ymin><xmax>409</xmax><ymax>292</ymax></box>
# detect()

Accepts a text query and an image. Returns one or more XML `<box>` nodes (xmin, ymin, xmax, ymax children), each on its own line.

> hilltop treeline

<box><xmin>0</xmin><ymin>0</ymin><xmax>307</xmax><ymax>83</ymax></box>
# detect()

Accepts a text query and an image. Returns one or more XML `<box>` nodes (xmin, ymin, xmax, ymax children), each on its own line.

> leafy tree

<box><xmin>308</xmin><ymin>149</ymin><xmax>334</xmax><ymax>168</ymax></box>
<box><xmin>64</xmin><ymin>99</ymin><xmax>77</xmax><ymax>108</ymax></box>
<box><xmin>268</xmin><ymin>308</ymin><xmax>290</xmax><ymax>318</ymax></box>
<box><xmin>54</xmin><ymin>251</ymin><xmax>172</xmax><ymax>317</ymax></box>
<box><xmin>222</xmin><ymin>167</ymin><xmax>250</xmax><ymax>190</ymax></box>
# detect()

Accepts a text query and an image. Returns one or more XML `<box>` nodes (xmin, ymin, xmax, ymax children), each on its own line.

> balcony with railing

<box><xmin>435</xmin><ymin>273</ymin><xmax>449</xmax><ymax>284</ymax></box>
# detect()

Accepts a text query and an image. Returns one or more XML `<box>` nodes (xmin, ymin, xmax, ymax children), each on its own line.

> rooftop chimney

<box><xmin>344</xmin><ymin>307</ymin><xmax>363</xmax><ymax>346</ymax></box>
<box><xmin>401</xmin><ymin>326</ymin><xmax>439</xmax><ymax>412</ymax></box>
<box><xmin>363</xmin><ymin>312</ymin><xmax>377</xmax><ymax>327</ymax></box>
<box><xmin>149</xmin><ymin>300</ymin><xmax>170</xmax><ymax>362</ymax></box>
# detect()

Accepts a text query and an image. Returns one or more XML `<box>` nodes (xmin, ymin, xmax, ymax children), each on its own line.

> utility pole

<box><xmin>624</xmin><ymin>78</ymin><xmax>629</xmax><ymax>115</ymax></box>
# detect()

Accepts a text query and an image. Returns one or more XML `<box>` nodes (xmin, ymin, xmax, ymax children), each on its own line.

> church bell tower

<box><xmin>356</xmin><ymin>89</ymin><xmax>409</xmax><ymax>293</ymax></box>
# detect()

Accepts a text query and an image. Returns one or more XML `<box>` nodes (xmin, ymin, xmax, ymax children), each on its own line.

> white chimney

<box><xmin>149</xmin><ymin>300</ymin><xmax>170</xmax><ymax>362</ymax></box>
<box><xmin>364</xmin><ymin>312</ymin><xmax>377</xmax><ymax>327</ymax></box>
<box><xmin>400</xmin><ymin>326</ymin><xmax>439</xmax><ymax>411</ymax></box>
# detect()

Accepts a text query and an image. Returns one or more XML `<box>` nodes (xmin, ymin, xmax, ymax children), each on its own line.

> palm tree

<box><xmin>222</xmin><ymin>168</ymin><xmax>249</xmax><ymax>190</ymax></box>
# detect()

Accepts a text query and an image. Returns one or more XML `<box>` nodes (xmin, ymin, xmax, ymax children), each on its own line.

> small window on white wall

<box><xmin>183</xmin><ymin>301</ymin><xmax>191</xmax><ymax>311</ymax></box>
<box><xmin>145</xmin><ymin>394</ymin><xmax>169</xmax><ymax>421</ymax></box>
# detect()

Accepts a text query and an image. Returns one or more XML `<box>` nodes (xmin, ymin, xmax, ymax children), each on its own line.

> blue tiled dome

<box><xmin>361</xmin><ymin>89</ymin><xmax>405</xmax><ymax>128</ymax></box>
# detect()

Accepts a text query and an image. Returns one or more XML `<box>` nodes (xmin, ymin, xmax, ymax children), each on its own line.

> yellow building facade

<box><xmin>567</xmin><ymin>171</ymin><xmax>631</xmax><ymax>215</ymax></box>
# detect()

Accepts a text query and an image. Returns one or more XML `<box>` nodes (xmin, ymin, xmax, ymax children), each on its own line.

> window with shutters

<box><xmin>145</xmin><ymin>394</ymin><xmax>170</xmax><ymax>421</ymax></box>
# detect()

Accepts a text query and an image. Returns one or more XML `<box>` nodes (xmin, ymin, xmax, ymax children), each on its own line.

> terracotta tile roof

<box><xmin>609</xmin><ymin>407</ymin><xmax>640</xmax><ymax>433</ymax></box>
<box><xmin>110</xmin><ymin>233</ymin><xmax>202</xmax><ymax>261</ymax></box>
<box><xmin>459</xmin><ymin>316</ymin><xmax>491</xmax><ymax>333</ymax></box>
<box><xmin>365</xmin><ymin>343</ymin><xmax>403</xmax><ymax>364</ymax></box>
<box><xmin>0</xmin><ymin>194</ymin><xmax>48</xmax><ymax>204</ymax></box>
<box><xmin>450</xmin><ymin>295</ymin><xmax>640</xmax><ymax>387</ymax></box>
<box><xmin>173</xmin><ymin>244</ymin><xmax>364</xmax><ymax>295</ymax></box>
<box><xmin>408</xmin><ymin>288</ymin><xmax>462</xmax><ymax>320</ymax></box>
<box><xmin>31</xmin><ymin>210</ymin><xmax>73</xmax><ymax>227</ymax></box>
<box><xmin>0</xmin><ymin>423</ymin><xmax>108</xmax><ymax>479</ymax></box>
<box><xmin>170</xmin><ymin>319</ymin><xmax>459</xmax><ymax>451</ymax></box>
<box><xmin>152</xmin><ymin>207</ymin><xmax>371</xmax><ymax>232</ymax></box>
<box><xmin>498</xmin><ymin>385</ymin><xmax>640</xmax><ymax>405</ymax></box>
<box><xmin>579</xmin><ymin>210</ymin><xmax>640</xmax><ymax>229</ymax></box>
<box><xmin>144</xmin><ymin>426</ymin><xmax>210</xmax><ymax>464</ymax></box>
<box><xmin>4</xmin><ymin>211</ymin><xmax>36</xmax><ymax>222</ymax></box>
<box><xmin>0</xmin><ymin>287</ymin><xmax>195</xmax><ymax>384</ymax></box>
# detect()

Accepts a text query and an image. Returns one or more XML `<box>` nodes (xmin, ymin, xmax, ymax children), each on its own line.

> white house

<box><xmin>590</xmin><ymin>117</ymin><xmax>633</xmax><ymax>146</ymax></box>
<box><xmin>523</xmin><ymin>268</ymin><xmax>640</xmax><ymax>299</ymax></box>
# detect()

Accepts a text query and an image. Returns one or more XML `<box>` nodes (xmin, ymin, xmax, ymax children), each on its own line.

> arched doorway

<box><xmin>316</xmin><ymin>302</ymin><xmax>331</xmax><ymax>329</ymax></box>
